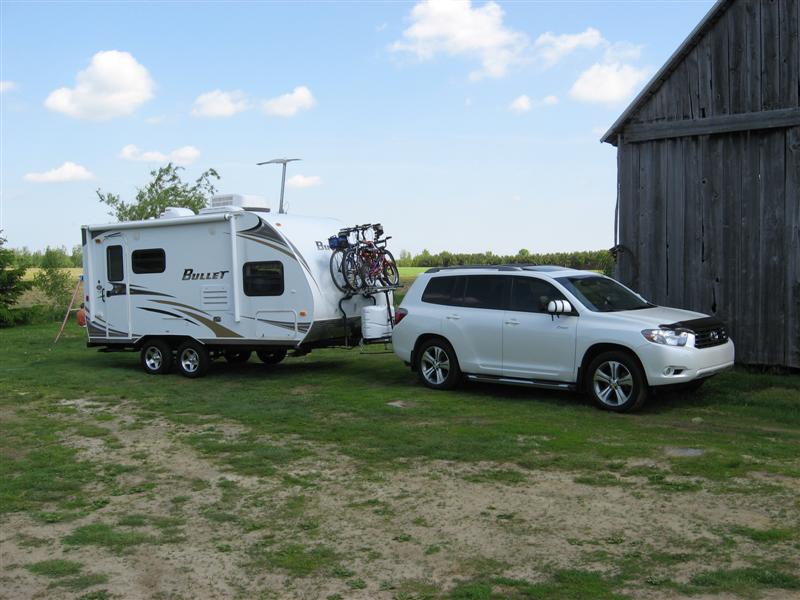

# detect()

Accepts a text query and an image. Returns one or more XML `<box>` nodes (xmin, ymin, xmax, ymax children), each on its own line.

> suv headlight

<box><xmin>641</xmin><ymin>328</ymin><xmax>689</xmax><ymax>347</ymax></box>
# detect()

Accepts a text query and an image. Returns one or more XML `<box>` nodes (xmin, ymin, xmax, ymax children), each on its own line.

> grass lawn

<box><xmin>1</xmin><ymin>323</ymin><xmax>799</xmax><ymax>599</ymax></box>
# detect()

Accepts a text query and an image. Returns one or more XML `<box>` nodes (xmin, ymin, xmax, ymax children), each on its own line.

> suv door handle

<box><xmin>446</xmin><ymin>314</ymin><xmax>461</xmax><ymax>320</ymax></box>
<box><xmin>505</xmin><ymin>319</ymin><xmax>520</xmax><ymax>326</ymax></box>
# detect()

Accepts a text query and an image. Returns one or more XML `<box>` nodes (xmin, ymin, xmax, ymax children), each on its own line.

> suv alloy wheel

<box><xmin>586</xmin><ymin>351</ymin><xmax>648</xmax><ymax>412</ymax></box>
<box><xmin>416</xmin><ymin>338</ymin><xmax>461</xmax><ymax>390</ymax></box>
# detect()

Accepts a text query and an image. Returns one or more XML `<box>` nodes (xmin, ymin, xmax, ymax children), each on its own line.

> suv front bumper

<box><xmin>637</xmin><ymin>339</ymin><xmax>735</xmax><ymax>386</ymax></box>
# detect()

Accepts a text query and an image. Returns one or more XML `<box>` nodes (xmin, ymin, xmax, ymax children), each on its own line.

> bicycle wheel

<box><xmin>329</xmin><ymin>248</ymin><xmax>349</xmax><ymax>292</ymax></box>
<box><xmin>342</xmin><ymin>248</ymin><xmax>364</xmax><ymax>291</ymax></box>
<box><xmin>380</xmin><ymin>249</ymin><xmax>400</xmax><ymax>287</ymax></box>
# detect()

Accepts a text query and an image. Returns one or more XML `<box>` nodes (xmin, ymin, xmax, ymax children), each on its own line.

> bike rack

<box><xmin>337</xmin><ymin>286</ymin><xmax>401</xmax><ymax>349</ymax></box>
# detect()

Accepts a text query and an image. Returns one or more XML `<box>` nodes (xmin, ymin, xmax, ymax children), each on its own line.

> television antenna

<box><xmin>257</xmin><ymin>158</ymin><xmax>300</xmax><ymax>214</ymax></box>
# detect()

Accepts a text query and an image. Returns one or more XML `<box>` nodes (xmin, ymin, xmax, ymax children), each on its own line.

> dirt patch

<box><xmin>387</xmin><ymin>400</ymin><xmax>416</xmax><ymax>409</ymax></box>
<box><xmin>2</xmin><ymin>398</ymin><xmax>799</xmax><ymax>599</ymax></box>
<box><xmin>663</xmin><ymin>446</ymin><xmax>705</xmax><ymax>457</ymax></box>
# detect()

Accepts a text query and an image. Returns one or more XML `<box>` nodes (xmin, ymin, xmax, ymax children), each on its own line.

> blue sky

<box><xmin>1</xmin><ymin>0</ymin><xmax>713</xmax><ymax>255</ymax></box>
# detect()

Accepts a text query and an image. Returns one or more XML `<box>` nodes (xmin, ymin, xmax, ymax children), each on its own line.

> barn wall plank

<box><xmin>698</xmin><ymin>31</ymin><xmax>715</xmax><ymax>117</ymax></box>
<box><xmin>745</xmin><ymin>0</ymin><xmax>763</xmax><ymax>112</ymax></box>
<box><xmin>759</xmin><ymin>130</ymin><xmax>786</xmax><ymax>364</ymax></box>
<box><xmin>780</xmin><ymin>0</ymin><xmax>800</xmax><ymax>106</ymax></box>
<box><xmin>779</xmin><ymin>0</ymin><xmax>799</xmax><ymax>106</ymax></box>
<box><xmin>684</xmin><ymin>137</ymin><xmax>704</xmax><ymax>312</ymax></box>
<box><xmin>740</xmin><ymin>130</ymin><xmax>763</xmax><ymax>363</ymax></box>
<box><xmin>721</xmin><ymin>133</ymin><xmax>743</xmax><ymax>352</ymax></box>
<box><xmin>711</xmin><ymin>11</ymin><xmax>731</xmax><ymax>116</ymax></box>
<box><xmin>785</xmin><ymin>126</ymin><xmax>800</xmax><ymax>368</ymax></box>
<box><xmin>638</xmin><ymin>142</ymin><xmax>654</xmax><ymax>300</ymax></box>
<box><xmin>762</xmin><ymin>0</ymin><xmax>781</xmax><ymax>110</ymax></box>
<box><xmin>667</xmin><ymin>138</ymin><xmax>686</xmax><ymax>307</ymax></box>
<box><xmin>729</xmin><ymin>0</ymin><xmax>748</xmax><ymax>113</ymax></box>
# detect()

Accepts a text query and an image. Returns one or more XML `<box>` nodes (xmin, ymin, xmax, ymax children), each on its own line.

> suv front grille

<box><xmin>693</xmin><ymin>325</ymin><xmax>728</xmax><ymax>349</ymax></box>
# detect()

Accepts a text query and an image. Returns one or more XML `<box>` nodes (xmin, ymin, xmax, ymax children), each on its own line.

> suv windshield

<box><xmin>556</xmin><ymin>275</ymin><xmax>653</xmax><ymax>312</ymax></box>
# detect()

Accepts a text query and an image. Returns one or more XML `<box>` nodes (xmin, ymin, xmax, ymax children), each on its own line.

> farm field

<box><xmin>1</xmin><ymin>323</ymin><xmax>799</xmax><ymax>599</ymax></box>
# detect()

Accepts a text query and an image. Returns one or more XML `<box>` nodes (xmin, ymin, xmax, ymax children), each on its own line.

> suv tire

<box><xmin>176</xmin><ymin>341</ymin><xmax>210</xmax><ymax>378</ymax></box>
<box><xmin>140</xmin><ymin>339</ymin><xmax>173</xmax><ymax>375</ymax></box>
<box><xmin>586</xmin><ymin>351</ymin><xmax>648</xmax><ymax>412</ymax></box>
<box><xmin>416</xmin><ymin>338</ymin><xmax>461</xmax><ymax>390</ymax></box>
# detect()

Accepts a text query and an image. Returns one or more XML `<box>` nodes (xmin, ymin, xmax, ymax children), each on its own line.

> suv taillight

<box><xmin>394</xmin><ymin>307</ymin><xmax>408</xmax><ymax>325</ymax></box>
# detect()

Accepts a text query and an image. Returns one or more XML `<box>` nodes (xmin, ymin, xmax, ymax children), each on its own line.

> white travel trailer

<box><xmin>81</xmin><ymin>195</ymin><xmax>392</xmax><ymax>377</ymax></box>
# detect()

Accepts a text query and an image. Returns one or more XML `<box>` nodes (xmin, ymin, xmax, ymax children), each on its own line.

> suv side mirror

<box><xmin>547</xmin><ymin>299</ymin><xmax>573</xmax><ymax>315</ymax></box>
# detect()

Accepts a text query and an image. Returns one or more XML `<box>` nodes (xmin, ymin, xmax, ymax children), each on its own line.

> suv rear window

<box><xmin>462</xmin><ymin>275</ymin><xmax>508</xmax><ymax>310</ymax></box>
<box><xmin>421</xmin><ymin>276</ymin><xmax>463</xmax><ymax>306</ymax></box>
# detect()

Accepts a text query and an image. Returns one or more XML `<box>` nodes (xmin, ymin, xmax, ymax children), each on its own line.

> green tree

<box><xmin>0</xmin><ymin>232</ymin><xmax>30</xmax><ymax>310</ymax></box>
<box><xmin>96</xmin><ymin>163</ymin><xmax>220</xmax><ymax>222</ymax></box>
<box><xmin>32</xmin><ymin>265</ymin><xmax>73</xmax><ymax>308</ymax></box>
<box><xmin>40</xmin><ymin>246</ymin><xmax>71</xmax><ymax>269</ymax></box>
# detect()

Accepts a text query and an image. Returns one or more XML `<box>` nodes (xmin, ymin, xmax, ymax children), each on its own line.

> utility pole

<box><xmin>257</xmin><ymin>158</ymin><xmax>300</xmax><ymax>214</ymax></box>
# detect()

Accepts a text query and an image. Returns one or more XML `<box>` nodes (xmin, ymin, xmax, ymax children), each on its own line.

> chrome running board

<box><xmin>466</xmin><ymin>374</ymin><xmax>576</xmax><ymax>391</ymax></box>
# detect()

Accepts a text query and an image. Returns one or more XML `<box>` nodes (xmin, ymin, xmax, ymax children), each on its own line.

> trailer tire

<box><xmin>176</xmin><ymin>341</ymin><xmax>210</xmax><ymax>378</ymax></box>
<box><xmin>224</xmin><ymin>350</ymin><xmax>252</xmax><ymax>364</ymax></box>
<box><xmin>140</xmin><ymin>339</ymin><xmax>173</xmax><ymax>375</ymax></box>
<box><xmin>256</xmin><ymin>349</ymin><xmax>287</xmax><ymax>365</ymax></box>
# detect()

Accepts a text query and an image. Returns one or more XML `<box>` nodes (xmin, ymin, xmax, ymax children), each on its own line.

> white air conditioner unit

<box><xmin>159</xmin><ymin>207</ymin><xmax>196</xmax><ymax>219</ymax></box>
<box><xmin>211</xmin><ymin>194</ymin><xmax>270</xmax><ymax>211</ymax></box>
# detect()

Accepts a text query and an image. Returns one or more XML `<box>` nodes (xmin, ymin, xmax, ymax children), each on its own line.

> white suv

<box><xmin>392</xmin><ymin>266</ymin><xmax>735</xmax><ymax>412</ymax></box>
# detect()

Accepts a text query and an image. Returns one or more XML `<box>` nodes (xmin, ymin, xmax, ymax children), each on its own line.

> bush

<box><xmin>0</xmin><ymin>305</ymin><xmax>63</xmax><ymax>328</ymax></box>
<box><xmin>32</xmin><ymin>266</ymin><xmax>74</xmax><ymax>308</ymax></box>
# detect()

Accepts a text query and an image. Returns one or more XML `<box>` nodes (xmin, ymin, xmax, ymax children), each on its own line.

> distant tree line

<box><xmin>9</xmin><ymin>245</ymin><xmax>82</xmax><ymax>269</ymax></box>
<box><xmin>396</xmin><ymin>248</ymin><xmax>614</xmax><ymax>275</ymax></box>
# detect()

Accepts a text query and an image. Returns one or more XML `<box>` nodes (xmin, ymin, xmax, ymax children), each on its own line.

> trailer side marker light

<box><xmin>299</xmin><ymin>310</ymin><xmax>307</xmax><ymax>317</ymax></box>
<box><xmin>95</xmin><ymin>239</ymin><xmax>101</xmax><ymax>244</ymax></box>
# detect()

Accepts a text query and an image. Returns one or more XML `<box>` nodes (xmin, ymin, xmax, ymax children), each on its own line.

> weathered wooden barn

<box><xmin>602</xmin><ymin>0</ymin><xmax>800</xmax><ymax>368</ymax></box>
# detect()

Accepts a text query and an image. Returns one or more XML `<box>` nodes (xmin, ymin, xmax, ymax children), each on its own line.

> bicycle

<box><xmin>329</xmin><ymin>224</ymin><xmax>399</xmax><ymax>293</ymax></box>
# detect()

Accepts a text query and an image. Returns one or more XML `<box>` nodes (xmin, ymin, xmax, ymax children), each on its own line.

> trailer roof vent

<box><xmin>159</xmin><ymin>207</ymin><xmax>195</xmax><ymax>219</ymax></box>
<box><xmin>211</xmin><ymin>194</ymin><xmax>270</xmax><ymax>212</ymax></box>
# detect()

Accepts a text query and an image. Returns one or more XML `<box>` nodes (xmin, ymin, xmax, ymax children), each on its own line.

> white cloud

<box><xmin>119</xmin><ymin>144</ymin><xmax>200</xmax><ymax>166</ymax></box>
<box><xmin>509</xmin><ymin>94</ymin><xmax>531</xmax><ymax>113</ymax></box>
<box><xmin>44</xmin><ymin>50</ymin><xmax>154</xmax><ymax>120</ymax></box>
<box><xmin>262</xmin><ymin>86</ymin><xmax>316</xmax><ymax>117</ymax></box>
<box><xmin>286</xmin><ymin>174</ymin><xmax>322</xmax><ymax>188</ymax></box>
<box><xmin>0</xmin><ymin>81</ymin><xmax>18</xmax><ymax>93</ymax></box>
<box><xmin>570</xmin><ymin>62</ymin><xmax>650</xmax><ymax>105</ymax></box>
<box><xmin>390</xmin><ymin>0</ymin><xmax>528</xmax><ymax>80</ymax></box>
<box><xmin>191</xmin><ymin>89</ymin><xmax>250</xmax><ymax>118</ymax></box>
<box><xmin>604</xmin><ymin>41</ymin><xmax>643</xmax><ymax>63</ymax></box>
<box><xmin>145</xmin><ymin>115</ymin><xmax>165</xmax><ymax>124</ymax></box>
<box><xmin>534</xmin><ymin>27</ymin><xmax>604</xmax><ymax>67</ymax></box>
<box><xmin>509</xmin><ymin>94</ymin><xmax>558</xmax><ymax>113</ymax></box>
<box><xmin>24</xmin><ymin>162</ymin><xmax>94</xmax><ymax>183</ymax></box>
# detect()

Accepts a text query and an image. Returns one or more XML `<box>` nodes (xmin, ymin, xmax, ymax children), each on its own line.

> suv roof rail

<box><xmin>424</xmin><ymin>264</ymin><xmax>571</xmax><ymax>274</ymax></box>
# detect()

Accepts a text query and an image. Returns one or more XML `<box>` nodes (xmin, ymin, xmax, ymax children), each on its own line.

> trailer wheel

<box><xmin>176</xmin><ymin>341</ymin><xmax>210</xmax><ymax>378</ymax></box>
<box><xmin>140</xmin><ymin>339</ymin><xmax>173</xmax><ymax>375</ymax></box>
<box><xmin>224</xmin><ymin>350</ymin><xmax>252</xmax><ymax>364</ymax></box>
<box><xmin>256</xmin><ymin>349</ymin><xmax>287</xmax><ymax>365</ymax></box>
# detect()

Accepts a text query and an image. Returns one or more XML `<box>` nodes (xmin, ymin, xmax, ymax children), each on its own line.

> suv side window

<box><xmin>462</xmin><ymin>275</ymin><xmax>508</xmax><ymax>310</ymax></box>
<box><xmin>510</xmin><ymin>277</ymin><xmax>568</xmax><ymax>313</ymax></box>
<box><xmin>421</xmin><ymin>276</ymin><xmax>464</xmax><ymax>306</ymax></box>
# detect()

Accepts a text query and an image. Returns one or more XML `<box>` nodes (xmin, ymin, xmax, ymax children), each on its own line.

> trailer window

<box><xmin>243</xmin><ymin>261</ymin><xmax>284</xmax><ymax>296</ymax></box>
<box><xmin>132</xmin><ymin>249</ymin><xmax>166</xmax><ymax>274</ymax></box>
<box><xmin>107</xmin><ymin>245</ymin><xmax>124</xmax><ymax>282</ymax></box>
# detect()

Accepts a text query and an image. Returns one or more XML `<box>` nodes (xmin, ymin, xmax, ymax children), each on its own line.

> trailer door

<box><xmin>99</xmin><ymin>241</ymin><xmax>131</xmax><ymax>338</ymax></box>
